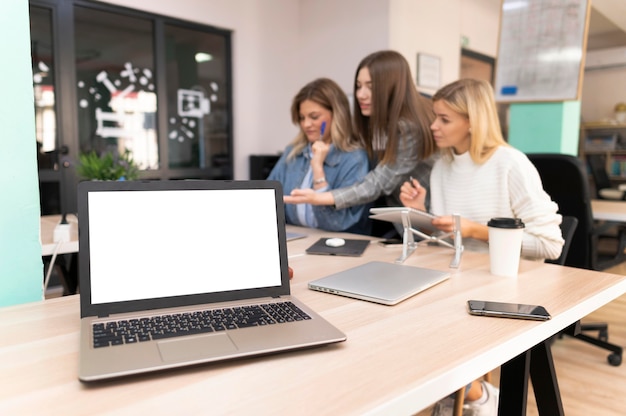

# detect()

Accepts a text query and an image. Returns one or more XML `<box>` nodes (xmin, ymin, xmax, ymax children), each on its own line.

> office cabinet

<box><xmin>580</xmin><ymin>122</ymin><xmax>626</xmax><ymax>184</ymax></box>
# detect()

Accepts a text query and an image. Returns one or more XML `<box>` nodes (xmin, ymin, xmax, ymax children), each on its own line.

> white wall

<box><xmin>98</xmin><ymin>0</ymin><xmax>502</xmax><ymax>179</ymax></box>
<box><xmin>581</xmin><ymin>67</ymin><xmax>626</xmax><ymax>122</ymax></box>
<box><xmin>297</xmin><ymin>0</ymin><xmax>390</xmax><ymax>94</ymax></box>
<box><xmin>460</xmin><ymin>0</ymin><xmax>502</xmax><ymax>56</ymax></box>
<box><xmin>390</xmin><ymin>0</ymin><xmax>501</xmax><ymax>96</ymax></box>
<box><xmin>390</xmin><ymin>0</ymin><xmax>462</xmax><ymax>97</ymax></box>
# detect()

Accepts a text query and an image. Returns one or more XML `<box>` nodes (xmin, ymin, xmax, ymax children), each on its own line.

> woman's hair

<box><xmin>432</xmin><ymin>78</ymin><xmax>508</xmax><ymax>163</ymax></box>
<box><xmin>287</xmin><ymin>78</ymin><xmax>360</xmax><ymax>161</ymax></box>
<box><xmin>353</xmin><ymin>50</ymin><xmax>435</xmax><ymax>165</ymax></box>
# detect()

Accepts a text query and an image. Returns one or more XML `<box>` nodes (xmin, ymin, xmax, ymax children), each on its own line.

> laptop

<box><xmin>308</xmin><ymin>261</ymin><xmax>450</xmax><ymax>305</ymax></box>
<box><xmin>286</xmin><ymin>231</ymin><xmax>307</xmax><ymax>241</ymax></box>
<box><xmin>77</xmin><ymin>180</ymin><xmax>346</xmax><ymax>382</ymax></box>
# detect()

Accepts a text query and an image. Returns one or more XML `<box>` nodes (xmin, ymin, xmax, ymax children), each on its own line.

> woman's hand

<box><xmin>399</xmin><ymin>178</ymin><xmax>427</xmax><ymax>211</ymax></box>
<box><xmin>310</xmin><ymin>141</ymin><xmax>330</xmax><ymax>189</ymax></box>
<box><xmin>284</xmin><ymin>189</ymin><xmax>335</xmax><ymax>205</ymax></box>
<box><xmin>311</xmin><ymin>141</ymin><xmax>330</xmax><ymax>168</ymax></box>
<box><xmin>432</xmin><ymin>215</ymin><xmax>488</xmax><ymax>241</ymax></box>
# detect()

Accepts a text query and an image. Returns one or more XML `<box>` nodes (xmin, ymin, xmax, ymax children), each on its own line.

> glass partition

<box><xmin>74</xmin><ymin>6</ymin><xmax>158</xmax><ymax>170</ymax></box>
<box><xmin>164</xmin><ymin>24</ymin><xmax>231</xmax><ymax>171</ymax></box>
<box><xmin>29</xmin><ymin>0</ymin><xmax>233</xmax><ymax>213</ymax></box>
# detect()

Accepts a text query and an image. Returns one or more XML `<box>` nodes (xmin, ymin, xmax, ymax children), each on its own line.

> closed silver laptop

<box><xmin>308</xmin><ymin>261</ymin><xmax>450</xmax><ymax>305</ymax></box>
<box><xmin>77</xmin><ymin>180</ymin><xmax>345</xmax><ymax>382</ymax></box>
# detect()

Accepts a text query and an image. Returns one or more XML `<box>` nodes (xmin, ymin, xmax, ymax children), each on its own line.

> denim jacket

<box><xmin>268</xmin><ymin>144</ymin><xmax>371</xmax><ymax>234</ymax></box>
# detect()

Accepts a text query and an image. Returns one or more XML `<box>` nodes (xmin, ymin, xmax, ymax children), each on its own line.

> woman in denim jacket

<box><xmin>268</xmin><ymin>78</ymin><xmax>371</xmax><ymax>234</ymax></box>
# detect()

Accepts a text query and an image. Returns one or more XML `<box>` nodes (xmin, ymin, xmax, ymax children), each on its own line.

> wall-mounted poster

<box><xmin>417</xmin><ymin>53</ymin><xmax>441</xmax><ymax>89</ymax></box>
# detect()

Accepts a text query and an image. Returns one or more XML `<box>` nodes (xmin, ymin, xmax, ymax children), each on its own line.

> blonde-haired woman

<box><xmin>268</xmin><ymin>78</ymin><xmax>371</xmax><ymax>234</ymax></box>
<box><xmin>400</xmin><ymin>78</ymin><xmax>564</xmax><ymax>415</ymax></box>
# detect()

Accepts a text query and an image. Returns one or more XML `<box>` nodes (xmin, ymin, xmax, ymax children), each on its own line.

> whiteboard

<box><xmin>494</xmin><ymin>0</ymin><xmax>590</xmax><ymax>102</ymax></box>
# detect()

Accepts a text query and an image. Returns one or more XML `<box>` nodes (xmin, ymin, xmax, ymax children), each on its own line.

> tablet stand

<box><xmin>396</xmin><ymin>212</ymin><xmax>464</xmax><ymax>268</ymax></box>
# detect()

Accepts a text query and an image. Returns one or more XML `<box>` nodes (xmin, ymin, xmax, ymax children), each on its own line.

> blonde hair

<box><xmin>432</xmin><ymin>79</ymin><xmax>507</xmax><ymax>164</ymax></box>
<box><xmin>287</xmin><ymin>78</ymin><xmax>360</xmax><ymax>161</ymax></box>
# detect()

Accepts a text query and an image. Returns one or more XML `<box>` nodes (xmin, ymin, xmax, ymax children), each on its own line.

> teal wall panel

<box><xmin>508</xmin><ymin>101</ymin><xmax>581</xmax><ymax>156</ymax></box>
<box><xmin>0</xmin><ymin>1</ymin><xmax>44</xmax><ymax>307</ymax></box>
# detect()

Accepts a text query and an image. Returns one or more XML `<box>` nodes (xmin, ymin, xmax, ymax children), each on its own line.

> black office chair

<box><xmin>585</xmin><ymin>155</ymin><xmax>626</xmax><ymax>270</ymax></box>
<box><xmin>586</xmin><ymin>153</ymin><xmax>626</xmax><ymax>200</ymax></box>
<box><xmin>527</xmin><ymin>153</ymin><xmax>623</xmax><ymax>366</ymax></box>
<box><xmin>546</xmin><ymin>215</ymin><xmax>578</xmax><ymax>266</ymax></box>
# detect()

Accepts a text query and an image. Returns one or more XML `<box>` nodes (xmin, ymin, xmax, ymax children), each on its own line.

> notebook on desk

<box><xmin>308</xmin><ymin>261</ymin><xmax>450</xmax><ymax>305</ymax></box>
<box><xmin>77</xmin><ymin>180</ymin><xmax>346</xmax><ymax>382</ymax></box>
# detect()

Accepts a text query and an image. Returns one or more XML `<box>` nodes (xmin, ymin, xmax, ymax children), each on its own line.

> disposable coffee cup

<box><xmin>487</xmin><ymin>217</ymin><xmax>525</xmax><ymax>278</ymax></box>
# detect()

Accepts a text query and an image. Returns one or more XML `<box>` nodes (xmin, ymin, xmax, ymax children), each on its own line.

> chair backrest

<box><xmin>586</xmin><ymin>153</ymin><xmax>612</xmax><ymax>195</ymax></box>
<box><xmin>546</xmin><ymin>215</ymin><xmax>578</xmax><ymax>266</ymax></box>
<box><xmin>527</xmin><ymin>153</ymin><xmax>596</xmax><ymax>269</ymax></box>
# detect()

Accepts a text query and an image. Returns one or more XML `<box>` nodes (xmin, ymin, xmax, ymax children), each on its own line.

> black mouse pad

<box><xmin>305</xmin><ymin>238</ymin><xmax>371</xmax><ymax>257</ymax></box>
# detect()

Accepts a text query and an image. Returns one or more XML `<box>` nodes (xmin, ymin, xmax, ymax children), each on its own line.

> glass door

<box><xmin>30</xmin><ymin>0</ymin><xmax>233</xmax><ymax>215</ymax></box>
<box><xmin>74</xmin><ymin>6</ymin><xmax>158</xmax><ymax>173</ymax></box>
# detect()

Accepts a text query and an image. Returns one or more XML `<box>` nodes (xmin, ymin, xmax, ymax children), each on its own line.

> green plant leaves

<box><xmin>76</xmin><ymin>150</ymin><xmax>139</xmax><ymax>181</ymax></box>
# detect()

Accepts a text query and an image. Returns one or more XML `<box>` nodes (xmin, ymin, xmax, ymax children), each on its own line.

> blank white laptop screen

<box><xmin>88</xmin><ymin>189</ymin><xmax>282</xmax><ymax>304</ymax></box>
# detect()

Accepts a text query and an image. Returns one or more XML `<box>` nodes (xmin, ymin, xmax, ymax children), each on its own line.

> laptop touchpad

<box><xmin>157</xmin><ymin>333</ymin><xmax>237</xmax><ymax>362</ymax></box>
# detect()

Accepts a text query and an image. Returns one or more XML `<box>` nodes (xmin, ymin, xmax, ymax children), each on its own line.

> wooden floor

<box><xmin>417</xmin><ymin>261</ymin><xmax>626</xmax><ymax>416</ymax></box>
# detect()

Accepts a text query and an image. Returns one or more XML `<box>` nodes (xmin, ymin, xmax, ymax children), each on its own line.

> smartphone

<box><xmin>467</xmin><ymin>300</ymin><xmax>551</xmax><ymax>321</ymax></box>
<box><xmin>378</xmin><ymin>238</ymin><xmax>403</xmax><ymax>247</ymax></box>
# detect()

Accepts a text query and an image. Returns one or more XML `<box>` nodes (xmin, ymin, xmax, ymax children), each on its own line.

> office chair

<box><xmin>586</xmin><ymin>154</ymin><xmax>626</xmax><ymax>200</ymax></box>
<box><xmin>546</xmin><ymin>216</ymin><xmax>578</xmax><ymax>266</ymax></box>
<box><xmin>527</xmin><ymin>153</ymin><xmax>623</xmax><ymax>366</ymax></box>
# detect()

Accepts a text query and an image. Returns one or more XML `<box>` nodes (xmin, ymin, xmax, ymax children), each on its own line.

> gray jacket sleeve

<box><xmin>331</xmin><ymin>123</ymin><xmax>422</xmax><ymax>210</ymax></box>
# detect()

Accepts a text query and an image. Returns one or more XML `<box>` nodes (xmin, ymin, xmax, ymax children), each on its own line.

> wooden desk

<box><xmin>592</xmin><ymin>199</ymin><xmax>626</xmax><ymax>222</ymax></box>
<box><xmin>2</xmin><ymin>225</ymin><xmax>625</xmax><ymax>415</ymax></box>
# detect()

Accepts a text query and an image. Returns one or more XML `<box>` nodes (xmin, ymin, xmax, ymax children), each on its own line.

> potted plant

<box><xmin>76</xmin><ymin>149</ymin><xmax>140</xmax><ymax>181</ymax></box>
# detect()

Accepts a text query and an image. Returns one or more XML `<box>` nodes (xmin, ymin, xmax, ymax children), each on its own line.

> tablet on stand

<box><xmin>369</xmin><ymin>207</ymin><xmax>464</xmax><ymax>268</ymax></box>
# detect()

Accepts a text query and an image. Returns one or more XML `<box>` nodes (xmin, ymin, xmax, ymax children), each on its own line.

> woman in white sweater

<box><xmin>400</xmin><ymin>78</ymin><xmax>564</xmax><ymax>416</ymax></box>
<box><xmin>400</xmin><ymin>78</ymin><xmax>564</xmax><ymax>260</ymax></box>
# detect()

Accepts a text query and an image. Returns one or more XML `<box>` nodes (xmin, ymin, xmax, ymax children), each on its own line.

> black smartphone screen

<box><xmin>378</xmin><ymin>238</ymin><xmax>403</xmax><ymax>246</ymax></box>
<box><xmin>467</xmin><ymin>300</ymin><xmax>551</xmax><ymax>321</ymax></box>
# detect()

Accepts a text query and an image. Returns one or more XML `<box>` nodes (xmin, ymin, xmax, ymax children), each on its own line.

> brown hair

<box><xmin>353</xmin><ymin>50</ymin><xmax>435</xmax><ymax>164</ymax></box>
<box><xmin>287</xmin><ymin>78</ymin><xmax>360</xmax><ymax>160</ymax></box>
<box><xmin>433</xmin><ymin>79</ymin><xmax>507</xmax><ymax>163</ymax></box>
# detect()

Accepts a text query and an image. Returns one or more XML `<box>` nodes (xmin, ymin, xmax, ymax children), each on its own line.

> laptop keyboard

<box><xmin>92</xmin><ymin>302</ymin><xmax>312</xmax><ymax>348</ymax></box>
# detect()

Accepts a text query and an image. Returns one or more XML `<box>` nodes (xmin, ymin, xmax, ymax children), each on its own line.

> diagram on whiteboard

<box><xmin>494</xmin><ymin>0</ymin><xmax>589</xmax><ymax>102</ymax></box>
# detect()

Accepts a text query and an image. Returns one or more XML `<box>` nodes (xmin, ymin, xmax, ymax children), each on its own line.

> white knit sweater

<box><xmin>429</xmin><ymin>146</ymin><xmax>564</xmax><ymax>260</ymax></box>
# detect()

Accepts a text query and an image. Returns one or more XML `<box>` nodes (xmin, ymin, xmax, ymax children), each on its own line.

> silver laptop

<box><xmin>308</xmin><ymin>261</ymin><xmax>450</xmax><ymax>305</ymax></box>
<box><xmin>77</xmin><ymin>180</ymin><xmax>346</xmax><ymax>382</ymax></box>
